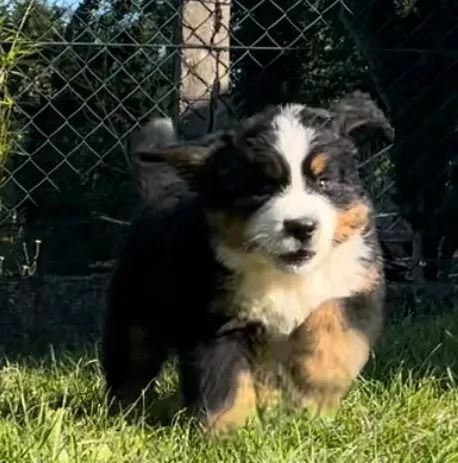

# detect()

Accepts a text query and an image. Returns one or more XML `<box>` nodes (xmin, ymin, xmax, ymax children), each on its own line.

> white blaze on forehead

<box><xmin>246</xmin><ymin>103</ymin><xmax>337</xmax><ymax>264</ymax></box>
<box><xmin>271</xmin><ymin>104</ymin><xmax>317</xmax><ymax>219</ymax></box>
<box><xmin>273</xmin><ymin>104</ymin><xmax>315</xmax><ymax>171</ymax></box>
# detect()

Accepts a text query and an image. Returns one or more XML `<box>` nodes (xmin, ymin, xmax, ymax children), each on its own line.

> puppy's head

<box><xmin>135</xmin><ymin>92</ymin><xmax>393</xmax><ymax>274</ymax></box>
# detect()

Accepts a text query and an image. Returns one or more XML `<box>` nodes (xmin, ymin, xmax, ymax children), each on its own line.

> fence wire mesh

<box><xmin>0</xmin><ymin>0</ymin><xmax>457</xmax><ymax>281</ymax></box>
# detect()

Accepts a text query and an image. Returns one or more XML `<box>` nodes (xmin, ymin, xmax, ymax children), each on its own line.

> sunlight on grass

<box><xmin>1</xmin><ymin>309</ymin><xmax>458</xmax><ymax>462</ymax></box>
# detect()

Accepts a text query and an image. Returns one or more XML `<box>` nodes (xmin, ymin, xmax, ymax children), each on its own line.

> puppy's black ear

<box><xmin>131</xmin><ymin>118</ymin><xmax>213</xmax><ymax>178</ymax></box>
<box><xmin>131</xmin><ymin>117</ymin><xmax>218</xmax><ymax>202</ymax></box>
<box><xmin>331</xmin><ymin>91</ymin><xmax>394</xmax><ymax>150</ymax></box>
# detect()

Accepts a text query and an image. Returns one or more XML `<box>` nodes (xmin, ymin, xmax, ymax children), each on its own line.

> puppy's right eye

<box><xmin>232</xmin><ymin>193</ymin><xmax>270</xmax><ymax>212</ymax></box>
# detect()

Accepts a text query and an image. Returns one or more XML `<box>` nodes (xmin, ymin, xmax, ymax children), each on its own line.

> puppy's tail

<box><xmin>131</xmin><ymin>117</ymin><xmax>192</xmax><ymax>204</ymax></box>
<box><xmin>132</xmin><ymin>117</ymin><xmax>178</xmax><ymax>155</ymax></box>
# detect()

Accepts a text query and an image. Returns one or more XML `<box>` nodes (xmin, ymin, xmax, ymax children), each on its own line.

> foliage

<box><xmin>231</xmin><ymin>0</ymin><xmax>372</xmax><ymax>113</ymax></box>
<box><xmin>341</xmin><ymin>0</ymin><xmax>458</xmax><ymax>280</ymax></box>
<box><xmin>1</xmin><ymin>0</ymin><xmax>385</xmax><ymax>275</ymax></box>
<box><xmin>231</xmin><ymin>0</ymin><xmax>394</xmax><ymax>214</ymax></box>
<box><xmin>1</xmin><ymin>0</ymin><xmax>178</xmax><ymax>274</ymax></box>
<box><xmin>0</xmin><ymin>0</ymin><xmax>44</xmax><ymax>274</ymax></box>
<box><xmin>0</xmin><ymin>1</ymin><xmax>36</xmax><ymax>180</ymax></box>
<box><xmin>1</xmin><ymin>0</ymin><xmax>455</xmax><ymax>277</ymax></box>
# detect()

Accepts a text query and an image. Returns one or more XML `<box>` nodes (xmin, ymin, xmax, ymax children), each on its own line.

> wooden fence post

<box><xmin>174</xmin><ymin>0</ymin><xmax>232</xmax><ymax>139</ymax></box>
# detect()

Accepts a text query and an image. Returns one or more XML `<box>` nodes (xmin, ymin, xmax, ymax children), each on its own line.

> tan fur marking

<box><xmin>264</xmin><ymin>161</ymin><xmax>279</xmax><ymax>180</ymax></box>
<box><xmin>286</xmin><ymin>299</ymin><xmax>371</xmax><ymax>415</ymax></box>
<box><xmin>137</xmin><ymin>146</ymin><xmax>211</xmax><ymax>180</ymax></box>
<box><xmin>262</xmin><ymin>154</ymin><xmax>287</xmax><ymax>182</ymax></box>
<box><xmin>155</xmin><ymin>145</ymin><xmax>210</xmax><ymax>167</ymax></box>
<box><xmin>205</xmin><ymin>371</ymin><xmax>258</xmax><ymax>434</ymax></box>
<box><xmin>333</xmin><ymin>201</ymin><xmax>369</xmax><ymax>243</ymax></box>
<box><xmin>254</xmin><ymin>379</ymin><xmax>282</xmax><ymax>410</ymax></box>
<box><xmin>207</xmin><ymin>212</ymin><xmax>250</xmax><ymax>251</ymax></box>
<box><xmin>310</xmin><ymin>153</ymin><xmax>328</xmax><ymax>176</ymax></box>
<box><xmin>252</xmin><ymin>348</ymin><xmax>285</xmax><ymax>410</ymax></box>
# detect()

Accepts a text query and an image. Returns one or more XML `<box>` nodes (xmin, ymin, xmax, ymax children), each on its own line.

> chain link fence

<box><xmin>0</xmin><ymin>0</ymin><xmax>457</xmax><ymax>281</ymax></box>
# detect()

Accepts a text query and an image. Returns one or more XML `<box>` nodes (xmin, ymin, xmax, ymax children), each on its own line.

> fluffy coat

<box><xmin>101</xmin><ymin>92</ymin><xmax>393</xmax><ymax>433</ymax></box>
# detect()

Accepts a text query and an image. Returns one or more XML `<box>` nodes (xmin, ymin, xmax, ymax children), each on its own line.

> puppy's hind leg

<box><xmin>101</xmin><ymin>317</ymin><xmax>169</xmax><ymax>412</ymax></box>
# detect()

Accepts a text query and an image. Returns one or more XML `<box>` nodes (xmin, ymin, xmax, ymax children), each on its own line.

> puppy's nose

<box><xmin>283</xmin><ymin>218</ymin><xmax>317</xmax><ymax>242</ymax></box>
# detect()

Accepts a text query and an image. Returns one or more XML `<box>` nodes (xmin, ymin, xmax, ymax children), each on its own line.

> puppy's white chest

<box><xmin>224</xmin><ymin>236</ymin><xmax>372</xmax><ymax>335</ymax></box>
<box><xmin>234</xmin><ymin>272</ymin><xmax>324</xmax><ymax>335</ymax></box>
<box><xmin>234</xmin><ymin>256</ymin><xmax>368</xmax><ymax>335</ymax></box>
<box><xmin>244</xmin><ymin>286</ymin><xmax>313</xmax><ymax>335</ymax></box>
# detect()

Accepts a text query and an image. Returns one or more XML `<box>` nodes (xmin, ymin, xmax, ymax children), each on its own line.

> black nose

<box><xmin>283</xmin><ymin>218</ymin><xmax>317</xmax><ymax>242</ymax></box>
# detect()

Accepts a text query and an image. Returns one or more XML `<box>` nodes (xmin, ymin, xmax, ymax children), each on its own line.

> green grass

<box><xmin>1</xmin><ymin>310</ymin><xmax>458</xmax><ymax>463</ymax></box>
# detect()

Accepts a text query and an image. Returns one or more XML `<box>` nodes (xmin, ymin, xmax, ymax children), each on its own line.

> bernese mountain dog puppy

<box><xmin>101</xmin><ymin>91</ymin><xmax>394</xmax><ymax>433</ymax></box>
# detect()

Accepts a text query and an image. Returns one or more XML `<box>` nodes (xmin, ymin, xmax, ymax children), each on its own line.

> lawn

<box><xmin>0</xmin><ymin>309</ymin><xmax>457</xmax><ymax>463</ymax></box>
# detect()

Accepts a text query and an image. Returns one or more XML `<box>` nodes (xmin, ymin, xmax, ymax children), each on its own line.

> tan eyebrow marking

<box><xmin>309</xmin><ymin>153</ymin><xmax>327</xmax><ymax>176</ymax></box>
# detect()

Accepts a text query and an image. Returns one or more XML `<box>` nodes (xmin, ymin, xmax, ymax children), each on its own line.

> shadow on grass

<box><xmin>103</xmin><ymin>384</ymin><xmax>184</xmax><ymax>428</ymax></box>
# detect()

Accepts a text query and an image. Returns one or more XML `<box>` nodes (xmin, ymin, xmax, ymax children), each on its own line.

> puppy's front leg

<box><xmin>287</xmin><ymin>295</ymin><xmax>383</xmax><ymax>415</ymax></box>
<box><xmin>178</xmin><ymin>323</ymin><xmax>260</xmax><ymax>434</ymax></box>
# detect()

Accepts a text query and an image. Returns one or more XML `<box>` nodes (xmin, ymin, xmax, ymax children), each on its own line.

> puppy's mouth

<box><xmin>278</xmin><ymin>249</ymin><xmax>316</xmax><ymax>266</ymax></box>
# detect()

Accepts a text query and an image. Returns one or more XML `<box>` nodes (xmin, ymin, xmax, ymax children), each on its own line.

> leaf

<box><xmin>95</xmin><ymin>443</ymin><xmax>113</xmax><ymax>462</ymax></box>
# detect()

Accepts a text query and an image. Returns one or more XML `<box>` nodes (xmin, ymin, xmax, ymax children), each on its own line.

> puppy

<box><xmin>101</xmin><ymin>91</ymin><xmax>393</xmax><ymax>433</ymax></box>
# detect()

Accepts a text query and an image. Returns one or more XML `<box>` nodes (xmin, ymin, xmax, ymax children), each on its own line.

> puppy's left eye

<box><xmin>318</xmin><ymin>178</ymin><xmax>330</xmax><ymax>190</ymax></box>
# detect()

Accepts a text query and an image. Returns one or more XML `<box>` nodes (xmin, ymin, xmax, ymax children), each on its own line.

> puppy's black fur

<box><xmin>101</xmin><ymin>92</ymin><xmax>393</xmax><ymax>432</ymax></box>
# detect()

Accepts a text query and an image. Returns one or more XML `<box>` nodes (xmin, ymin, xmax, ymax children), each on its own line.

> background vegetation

<box><xmin>1</xmin><ymin>2</ymin><xmax>458</xmax><ymax>460</ymax></box>
<box><xmin>0</xmin><ymin>0</ymin><xmax>457</xmax><ymax>280</ymax></box>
